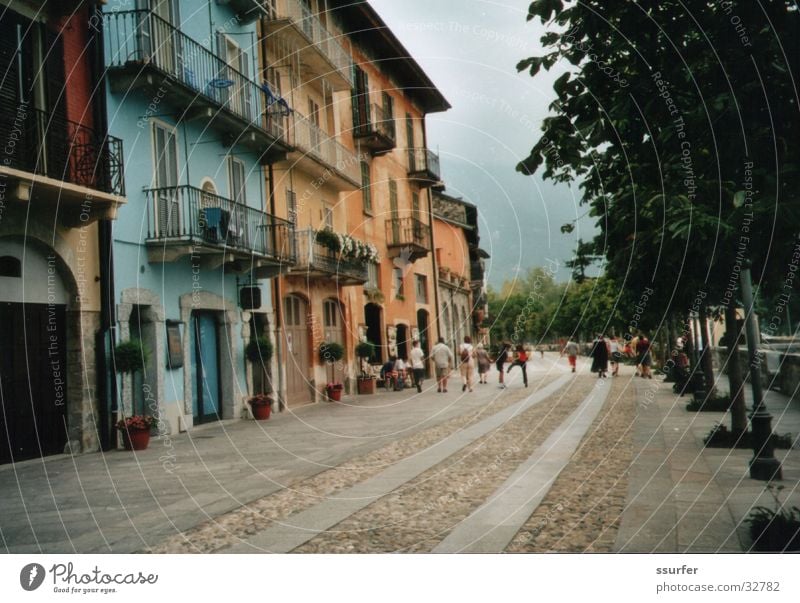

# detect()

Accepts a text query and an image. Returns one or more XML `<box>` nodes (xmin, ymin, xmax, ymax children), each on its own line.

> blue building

<box><xmin>102</xmin><ymin>0</ymin><xmax>294</xmax><ymax>435</ymax></box>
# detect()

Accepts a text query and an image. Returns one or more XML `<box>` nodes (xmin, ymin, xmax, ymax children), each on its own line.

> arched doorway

<box><xmin>0</xmin><ymin>240</ymin><xmax>68</xmax><ymax>463</ymax></box>
<box><xmin>364</xmin><ymin>303</ymin><xmax>383</xmax><ymax>363</ymax></box>
<box><xmin>284</xmin><ymin>294</ymin><xmax>311</xmax><ymax>405</ymax></box>
<box><xmin>396</xmin><ymin>323</ymin><xmax>409</xmax><ymax>361</ymax></box>
<box><xmin>323</xmin><ymin>298</ymin><xmax>346</xmax><ymax>384</ymax></box>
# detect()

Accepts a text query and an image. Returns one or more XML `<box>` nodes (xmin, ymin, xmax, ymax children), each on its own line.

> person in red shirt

<box><xmin>636</xmin><ymin>334</ymin><xmax>653</xmax><ymax>378</ymax></box>
<box><xmin>506</xmin><ymin>344</ymin><xmax>529</xmax><ymax>387</ymax></box>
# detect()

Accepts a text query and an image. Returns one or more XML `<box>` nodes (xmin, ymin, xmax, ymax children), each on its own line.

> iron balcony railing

<box><xmin>385</xmin><ymin>217</ymin><xmax>431</xmax><ymax>250</ymax></box>
<box><xmin>0</xmin><ymin>102</ymin><xmax>125</xmax><ymax>195</ymax></box>
<box><xmin>408</xmin><ymin>147</ymin><xmax>441</xmax><ymax>181</ymax></box>
<box><xmin>104</xmin><ymin>10</ymin><xmax>287</xmax><ymax>142</ymax></box>
<box><xmin>354</xmin><ymin>101</ymin><xmax>396</xmax><ymax>143</ymax></box>
<box><xmin>292</xmin><ymin>228</ymin><xmax>368</xmax><ymax>283</ymax></box>
<box><xmin>145</xmin><ymin>185</ymin><xmax>295</xmax><ymax>262</ymax></box>
<box><xmin>292</xmin><ymin>112</ymin><xmax>360</xmax><ymax>183</ymax></box>
<box><xmin>265</xmin><ymin>0</ymin><xmax>352</xmax><ymax>86</ymax></box>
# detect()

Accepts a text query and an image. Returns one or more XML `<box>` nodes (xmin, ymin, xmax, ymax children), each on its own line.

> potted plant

<box><xmin>245</xmin><ymin>336</ymin><xmax>273</xmax><ymax>364</ymax></box>
<box><xmin>116</xmin><ymin>415</ymin><xmax>155</xmax><ymax>451</ymax></box>
<box><xmin>114</xmin><ymin>339</ymin><xmax>148</xmax><ymax>437</ymax></box>
<box><xmin>325</xmin><ymin>381</ymin><xmax>344</xmax><ymax>402</ymax></box>
<box><xmin>319</xmin><ymin>341</ymin><xmax>345</xmax><ymax>364</ymax></box>
<box><xmin>247</xmin><ymin>393</ymin><xmax>273</xmax><ymax>421</ymax></box>
<box><xmin>315</xmin><ymin>229</ymin><xmax>341</xmax><ymax>254</ymax></box>
<box><xmin>355</xmin><ymin>341</ymin><xmax>377</xmax><ymax>394</ymax></box>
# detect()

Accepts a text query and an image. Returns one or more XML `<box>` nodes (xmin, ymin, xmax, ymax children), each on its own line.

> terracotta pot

<box><xmin>327</xmin><ymin>387</ymin><xmax>343</xmax><ymax>402</ymax></box>
<box><xmin>122</xmin><ymin>428</ymin><xmax>150</xmax><ymax>451</ymax></box>
<box><xmin>251</xmin><ymin>403</ymin><xmax>272</xmax><ymax>420</ymax></box>
<box><xmin>357</xmin><ymin>378</ymin><xmax>375</xmax><ymax>395</ymax></box>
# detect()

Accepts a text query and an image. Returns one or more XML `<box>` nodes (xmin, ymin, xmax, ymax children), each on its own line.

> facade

<box><xmin>0</xmin><ymin>1</ymin><xmax>126</xmax><ymax>462</ymax></box>
<box><xmin>432</xmin><ymin>191</ymin><xmax>489</xmax><ymax>353</ymax></box>
<box><xmin>335</xmin><ymin>1</ymin><xmax>450</xmax><ymax>375</ymax></box>
<box><xmin>102</xmin><ymin>0</ymin><xmax>294</xmax><ymax>436</ymax></box>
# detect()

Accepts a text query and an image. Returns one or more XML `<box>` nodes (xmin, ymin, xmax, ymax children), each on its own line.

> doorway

<box><xmin>364</xmin><ymin>303</ymin><xmax>383</xmax><ymax>363</ymax></box>
<box><xmin>417</xmin><ymin>308</ymin><xmax>430</xmax><ymax>358</ymax></box>
<box><xmin>191</xmin><ymin>311</ymin><xmax>222</xmax><ymax>423</ymax></box>
<box><xmin>283</xmin><ymin>295</ymin><xmax>311</xmax><ymax>405</ymax></box>
<box><xmin>396</xmin><ymin>323</ymin><xmax>409</xmax><ymax>361</ymax></box>
<box><xmin>323</xmin><ymin>298</ymin><xmax>346</xmax><ymax>384</ymax></box>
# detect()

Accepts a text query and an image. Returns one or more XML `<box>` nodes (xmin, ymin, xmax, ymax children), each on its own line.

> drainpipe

<box><xmin>267</xmin><ymin>162</ymin><xmax>285</xmax><ymax>411</ymax></box>
<box><xmin>92</xmin><ymin>6</ymin><xmax>118</xmax><ymax>450</ymax></box>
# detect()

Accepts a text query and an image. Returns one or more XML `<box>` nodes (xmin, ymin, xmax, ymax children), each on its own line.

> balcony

<box><xmin>263</xmin><ymin>0</ymin><xmax>352</xmax><ymax>91</ymax></box>
<box><xmin>291</xmin><ymin>112</ymin><xmax>360</xmax><ymax>187</ymax></box>
<box><xmin>104</xmin><ymin>10</ymin><xmax>290</xmax><ymax>163</ymax></box>
<box><xmin>288</xmin><ymin>228</ymin><xmax>368</xmax><ymax>285</ymax></box>
<box><xmin>407</xmin><ymin>148</ymin><xmax>442</xmax><ymax>187</ymax></box>
<box><xmin>0</xmin><ymin>104</ymin><xmax>125</xmax><ymax>224</ymax></box>
<box><xmin>144</xmin><ymin>185</ymin><xmax>296</xmax><ymax>272</ymax></box>
<box><xmin>353</xmin><ymin>101</ymin><xmax>396</xmax><ymax>156</ymax></box>
<box><xmin>385</xmin><ymin>217</ymin><xmax>431</xmax><ymax>263</ymax></box>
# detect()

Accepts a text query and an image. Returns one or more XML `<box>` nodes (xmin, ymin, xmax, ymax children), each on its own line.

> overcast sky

<box><xmin>369</xmin><ymin>0</ymin><xmax>595</xmax><ymax>286</ymax></box>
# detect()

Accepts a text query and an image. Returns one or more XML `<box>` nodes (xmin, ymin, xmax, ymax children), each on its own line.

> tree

<box><xmin>565</xmin><ymin>238</ymin><xmax>600</xmax><ymax>283</ymax></box>
<box><xmin>517</xmin><ymin>0</ymin><xmax>800</xmax><ymax>432</ymax></box>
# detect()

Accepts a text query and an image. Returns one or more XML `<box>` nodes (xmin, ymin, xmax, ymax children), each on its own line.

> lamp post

<box><xmin>739</xmin><ymin>261</ymin><xmax>782</xmax><ymax>481</ymax></box>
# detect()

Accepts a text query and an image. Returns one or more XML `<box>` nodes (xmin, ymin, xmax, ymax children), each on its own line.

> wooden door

<box><xmin>191</xmin><ymin>311</ymin><xmax>222</xmax><ymax>424</ymax></box>
<box><xmin>284</xmin><ymin>296</ymin><xmax>311</xmax><ymax>405</ymax></box>
<box><xmin>0</xmin><ymin>303</ymin><xmax>67</xmax><ymax>464</ymax></box>
<box><xmin>323</xmin><ymin>299</ymin><xmax>345</xmax><ymax>384</ymax></box>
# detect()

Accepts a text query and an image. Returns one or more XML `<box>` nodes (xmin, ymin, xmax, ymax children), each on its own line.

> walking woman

<box><xmin>496</xmin><ymin>341</ymin><xmax>511</xmax><ymax>389</ymax></box>
<box><xmin>475</xmin><ymin>343</ymin><xmax>491</xmax><ymax>384</ymax></box>
<box><xmin>590</xmin><ymin>333</ymin><xmax>610</xmax><ymax>378</ymax></box>
<box><xmin>459</xmin><ymin>335</ymin><xmax>475</xmax><ymax>392</ymax></box>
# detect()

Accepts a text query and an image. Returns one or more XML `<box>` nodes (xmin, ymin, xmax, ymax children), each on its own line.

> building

<box><xmin>102</xmin><ymin>0</ymin><xmax>294</xmax><ymax>436</ymax></box>
<box><xmin>334</xmin><ymin>0</ymin><xmax>450</xmax><ymax>374</ymax></box>
<box><xmin>432</xmin><ymin>191</ymin><xmax>489</xmax><ymax>353</ymax></box>
<box><xmin>0</xmin><ymin>1</ymin><xmax>126</xmax><ymax>462</ymax></box>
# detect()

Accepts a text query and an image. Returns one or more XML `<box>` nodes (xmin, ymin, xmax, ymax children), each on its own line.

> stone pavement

<box><xmin>614</xmin><ymin>373</ymin><xmax>800</xmax><ymax>552</ymax></box>
<box><xmin>0</xmin><ymin>357</ymin><xmax>569</xmax><ymax>554</ymax></box>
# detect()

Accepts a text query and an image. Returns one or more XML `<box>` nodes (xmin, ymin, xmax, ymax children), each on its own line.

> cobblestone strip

<box><xmin>294</xmin><ymin>377</ymin><xmax>595</xmax><ymax>553</ymax></box>
<box><xmin>150</xmin><ymin>376</ymin><xmax>561</xmax><ymax>553</ymax></box>
<box><xmin>434</xmin><ymin>378</ymin><xmax>612</xmax><ymax>552</ymax></box>
<box><xmin>224</xmin><ymin>375</ymin><xmax>572</xmax><ymax>553</ymax></box>
<box><xmin>505</xmin><ymin>375</ymin><xmax>635</xmax><ymax>552</ymax></box>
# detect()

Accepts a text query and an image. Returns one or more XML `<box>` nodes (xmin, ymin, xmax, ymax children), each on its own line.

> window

<box><xmin>382</xmin><ymin>91</ymin><xmax>394</xmax><ymax>121</ymax></box>
<box><xmin>389</xmin><ymin>180</ymin><xmax>398</xmax><ymax>216</ymax></box>
<box><xmin>323</xmin><ymin>299</ymin><xmax>339</xmax><ymax>328</ymax></box>
<box><xmin>228</xmin><ymin>157</ymin><xmax>246</xmax><ymax>205</ymax></box>
<box><xmin>412</xmin><ymin>191</ymin><xmax>420</xmax><ymax>218</ymax></box>
<box><xmin>361</xmin><ymin>161</ymin><xmax>372</xmax><ymax>214</ymax></box>
<box><xmin>286</xmin><ymin>189</ymin><xmax>297</xmax><ymax>225</ymax></box>
<box><xmin>366</xmin><ymin>262</ymin><xmax>379</xmax><ymax>289</ymax></box>
<box><xmin>406</xmin><ymin>113</ymin><xmax>415</xmax><ymax>169</ymax></box>
<box><xmin>415</xmin><ymin>274</ymin><xmax>428</xmax><ymax>303</ymax></box>
<box><xmin>393</xmin><ymin>267</ymin><xmax>404</xmax><ymax>298</ymax></box>
<box><xmin>323</xmin><ymin>204</ymin><xmax>334</xmax><ymax>230</ymax></box>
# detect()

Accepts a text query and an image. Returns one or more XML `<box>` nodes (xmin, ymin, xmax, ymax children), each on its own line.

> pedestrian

<box><xmin>629</xmin><ymin>333</ymin><xmax>641</xmax><ymax>376</ymax></box>
<box><xmin>459</xmin><ymin>335</ymin><xmax>475</xmax><ymax>392</ymax></box>
<box><xmin>590</xmin><ymin>333</ymin><xmax>609</xmax><ymax>378</ymax></box>
<box><xmin>496</xmin><ymin>341</ymin><xmax>511</xmax><ymax>388</ymax></box>
<box><xmin>409</xmin><ymin>340</ymin><xmax>426</xmax><ymax>393</ymax></box>
<box><xmin>431</xmin><ymin>337</ymin><xmax>453</xmax><ymax>393</ymax></box>
<box><xmin>537</xmin><ymin>344</ymin><xmax>544</xmax><ymax>358</ymax></box>
<box><xmin>636</xmin><ymin>333</ymin><xmax>653</xmax><ymax>378</ymax></box>
<box><xmin>506</xmin><ymin>344</ymin><xmax>529</xmax><ymax>387</ymax></box>
<box><xmin>380</xmin><ymin>355</ymin><xmax>398</xmax><ymax>390</ymax></box>
<box><xmin>561</xmin><ymin>339</ymin><xmax>579</xmax><ymax>373</ymax></box>
<box><xmin>608</xmin><ymin>334</ymin><xmax>621</xmax><ymax>376</ymax></box>
<box><xmin>475</xmin><ymin>343</ymin><xmax>491</xmax><ymax>384</ymax></box>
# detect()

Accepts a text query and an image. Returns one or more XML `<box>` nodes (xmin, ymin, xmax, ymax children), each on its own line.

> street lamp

<box><xmin>739</xmin><ymin>260</ymin><xmax>782</xmax><ymax>481</ymax></box>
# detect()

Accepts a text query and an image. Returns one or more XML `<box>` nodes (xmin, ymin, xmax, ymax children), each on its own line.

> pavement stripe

<box><xmin>224</xmin><ymin>374</ymin><xmax>573</xmax><ymax>553</ymax></box>
<box><xmin>433</xmin><ymin>378</ymin><xmax>612</xmax><ymax>553</ymax></box>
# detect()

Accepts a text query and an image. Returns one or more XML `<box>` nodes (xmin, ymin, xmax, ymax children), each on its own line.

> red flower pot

<box><xmin>252</xmin><ymin>403</ymin><xmax>271</xmax><ymax>420</ymax></box>
<box><xmin>327</xmin><ymin>387</ymin><xmax>343</xmax><ymax>402</ymax></box>
<box><xmin>122</xmin><ymin>428</ymin><xmax>151</xmax><ymax>451</ymax></box>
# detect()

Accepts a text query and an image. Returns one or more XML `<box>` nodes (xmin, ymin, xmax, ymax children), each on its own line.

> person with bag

<box><xmin>475</xmin><ymin>343</ymin><xmax>491</xmax><ymax>384</ymax></box>
<box><xmin>459</xmin><ymin>335</ymin><xmax>475</xmax><ymax>392</ymax></box>
<box><xmin>506</xmin><ymin>344</ymin><xmax>529</xmax><ymax>387</ymax></box>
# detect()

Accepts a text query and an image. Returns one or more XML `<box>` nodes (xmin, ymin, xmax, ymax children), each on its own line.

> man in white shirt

<box><xmin>409</xmin><ymin>340</ymin><xmax>426</xmax><ymax>393</ymax></box>
<box><xmin>431</xmin><ymin>337</ymin><xmax>454</xmax><ymax>393</ymax></box>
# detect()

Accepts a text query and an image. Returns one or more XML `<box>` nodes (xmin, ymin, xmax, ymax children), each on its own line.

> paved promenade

<box><xmin>1</xmin><ymin>352</ymin><xmax>798</xmax><ymax>554</ymax></box>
